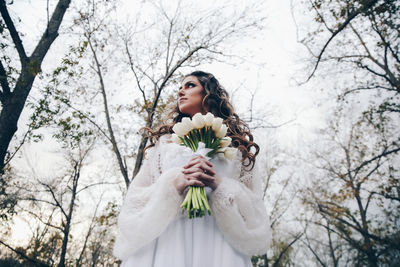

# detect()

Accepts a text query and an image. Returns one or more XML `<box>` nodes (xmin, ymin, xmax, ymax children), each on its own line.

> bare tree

<box><xmin>299</xmin><ymin>217</ymin><xmax>345</xmax><ymax>267</ymax></box>
<box><xmin>0</xmin><ymin>139</ymin><xmax>119</xmax><ymax>266</ymax></box>
<box><xmin>0</xmin><ymin>0</ymin><xmax>72</xmax><ymax>172</ymax></box>
<box><xmin>57</xmin><ymin>0</ymin><xmax>267</xmax><ymax>188</ymax></box>
<box><xmin>298</xmin><ymin>0</ymin><xmax>380</xmax><ymax>82</ymax></box>
<box><xmin>300</xmin><ymin>106</ymin><xmax>400</xmax><ymax>266</ymax></box>
<box><xmin>294</xmin><ymin>0</ymin><xmax>400</xmax><ymax>168</ymax></box>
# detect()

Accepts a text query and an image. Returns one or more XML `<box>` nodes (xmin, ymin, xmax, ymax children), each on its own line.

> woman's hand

<box><xmin>173</xmin><ymin>156</ymin><xmax>220</xmax><ymax>195</ymax></box>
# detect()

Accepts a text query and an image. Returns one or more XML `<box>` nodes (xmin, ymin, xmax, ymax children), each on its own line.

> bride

<box><xmin>113</xmin><ymin>71</ymin><xmax>271</xmax><ymax>267</ymax></box>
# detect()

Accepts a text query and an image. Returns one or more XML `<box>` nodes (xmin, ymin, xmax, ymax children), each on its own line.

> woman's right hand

<box><xmin>173</xmin><ymin>156</ymin><xmax>218</xmax><ymax>195</ymax></box>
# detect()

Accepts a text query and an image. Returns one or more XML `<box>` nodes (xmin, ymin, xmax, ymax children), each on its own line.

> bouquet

<box><xmin>172</xmin><ymin>112</ymin><xmax>238</xmax><ymax>219</ymax></box>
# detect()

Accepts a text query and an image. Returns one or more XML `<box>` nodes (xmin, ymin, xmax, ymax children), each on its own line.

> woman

<box><xmin>113</xmin><ymin>71</ymin><xmax>271</xmax><ymax>267</ymax></box>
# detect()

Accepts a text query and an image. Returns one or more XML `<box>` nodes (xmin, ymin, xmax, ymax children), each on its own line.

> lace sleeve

<box><xmin>209</xmin><ymin>161</ymin><xmax>271</xmax><ymax>256</ymax></box>
<box><xmin>113</xmin><ymin>142</ymin><xmax>184</xmax><ymax>261</ymax></box>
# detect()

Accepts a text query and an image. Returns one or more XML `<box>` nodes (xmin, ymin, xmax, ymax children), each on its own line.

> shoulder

<box><xmin>159</xmin><ymin>134</ymin><xmax>173</xmax><ymax>144</ymax></box>
<box><xmin>144</xmin><ymin>134</ymin><xmax>173</xmax><ymax>158</ymax></box>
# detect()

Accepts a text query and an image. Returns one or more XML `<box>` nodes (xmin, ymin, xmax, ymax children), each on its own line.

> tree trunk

<box><xmin>58</xmin><ymin>162</ymin><xmax>79</xmax><ymax>267</ymax></box>
<box><xmin>0</xmin><ymin>0</ymin><xmax>71</xmax><ymax>172</ymax></box>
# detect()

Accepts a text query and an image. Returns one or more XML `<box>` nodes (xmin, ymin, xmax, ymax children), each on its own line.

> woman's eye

<box><xmin>187</xmin><ymin>83</ymin><xmax>195</xmax><ymax>88</ymax></box>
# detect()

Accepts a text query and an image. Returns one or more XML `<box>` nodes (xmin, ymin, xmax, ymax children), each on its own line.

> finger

<box><xmin>183</xmin><ymin>173</ymin><xmax>202</xmax><ymax>182</ymax></box>
<box><xmin>203</xmin><ymin>160</ymin><xmax>213</xmax><ymax>168</ymax></box>
<box><xmin>184</xmin><ymin>157</ymin><xmax>203</xmax><ymax>169</ymax></box>
<box><xmin>184</xmin><ymin>157</ymin><xmax>213</xmax><ymax>169</ymax></box>
<box><xmin>200</xmin><ymin>163</ymin><xmax>216</xmax><ymax>175</ymax></box>
<box><xmin>198</xmin><ymin>173</ymin><xmax>217</xmax><ymax>184</ymax></box>
<box><xmin>187</xmin><ymin>179</ymin><xmax>204</xmax><ymax>187</ymax></box>
<box><xmin>182</xmin><ymin>167</ymin><xmax>204</xmax><ymax>175</ymax></box>
<box><xmin>185</xmin><ymin>166</ymin><xmax>216</xmax><ymax>177</ymax></box>
<box><xmin>188</xmin><ymin>171</ymin><xmax>216</xmax><ymax>184</ymax></box>
<box><xmin>183</xmin><ymin>165</ymin><xmax>216</xmax><ymax>177</ymax></box>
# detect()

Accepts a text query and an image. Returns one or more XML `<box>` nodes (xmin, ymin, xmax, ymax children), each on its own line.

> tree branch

<box><xmin>0</xmin><ymin>59</ymin><xmax>11</xmax><ymax>97</ymax></box>
<box><xmin>125</xmin><ymin>42</ymin><xmax>147</xmax><ymax>103</ymax></box>
<box><xmin>272</xmin><ymin>232</ymin><xmax>303</xmax><ymax>267</ymax></box>
<box><xmin>3</xmin><ymin>124</ymin><xmax>31</xmax><ymax>166</ymax></box>
<box><xmin>59</xmin><ymin>99</ymin><xmax>112</xmax><ymax>142</ymax></box>
<box><xmin>305</xmin><ymin>0</ymin><xmax>379</xmax><ymax>82</ymax></box>
<box><xmin>302</xmin><ymin>232</ymin><xmax>327</xmax><ymax>267</ymax></box>
<box><xmin>131</xmin><ymin>45</ymin><xmax>205</xmax><ymax>182</ymax></box>
<box><xmin>0</xmin><ymin>0</ymin><xmax>28</xmax><ymax>63</ymax></box>
<box><xmin>350</xmin><ymin>23</ymin><xmax>399</xmax><ymax>91</ymax></box>
<box><xmin>76</xmin><ymin>193</ymin><xmax>103</xmax><ymax>266</ymax></box>
<box><xmin>30</xmin><ymin>0</ymin><xmax>71</xmax><ymax>64</ymax></box>
<box><xmin>369</xmin><ymin>11</ymin><xmax>400</xmax><ymax>68</ymax></box>
<box><xmin>309</xmin><ymin>0</ymin><xmax>333</xmax><ymax>33</ymax></box>
<box><xmin>342</xmin><ymin>84</ymin><xmax>396</xmax><ymax>97</ymax></box>
<box><xmin>20</xmin><ymin>196</ymin><xmax>59</xmax><ymax>209</ymax></box>
<box><xmin>87</xmin><ymin>33</ymin><xmax>130</xmax><ymax>186</ymax></box>
<box><xmin>20</xmin><ymin>207</ymin><xmax>63</xmax><ymax>232</ymax></box>
<box><xmin>76</xmin><ymin>181</ymin><xmax>118</xmax><ymax>194</ymax></box>
<box><xmin>351</xmin><ymin>146</ymin><xmax>400</xmax><ymax>174</ymax></box>
<box><xmin>39</xmin><ymin>181</ymin><xmax>68</xmax><ymax>218</ymax></box>
<box><xmin>0</xmin><ymin>239</ymin><xmax>50</xmax><ymax>267</ymax></box>
<box><xmin>0</xmin><ymin>0</ymin><xmax>71</xmax><ymax>171</ymax></box>
<box><xmin>154</xmin><ymin>45</ymin><xmax>204</xmax><ymax>114</ymax></box>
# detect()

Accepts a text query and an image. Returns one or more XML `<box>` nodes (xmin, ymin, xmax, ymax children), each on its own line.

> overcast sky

<box><xmin>6</xmin><ymin>0</ymin><xmax>331</xmax><ymax>244</ymax></box>
<box><xmin>9</xmin><ymin>0</ymin><xmax>328</xmax><ymax>137</ymax></box>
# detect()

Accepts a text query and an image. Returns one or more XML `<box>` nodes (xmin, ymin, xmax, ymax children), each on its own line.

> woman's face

<box><xmin>178</xmin><ymin>76</ymin><xmax>205</xmax><ymax>117</ymax></box>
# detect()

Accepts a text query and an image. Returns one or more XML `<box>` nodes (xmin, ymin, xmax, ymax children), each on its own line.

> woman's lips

<box><xmin>179</xmin><ymin>98</ymin><xmax>187</xmax><ymax>103</ymax></box>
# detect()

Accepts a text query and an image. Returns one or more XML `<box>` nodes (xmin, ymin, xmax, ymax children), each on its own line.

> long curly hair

<box><xmin>143</xmin><ymin>71</ymin><xmax>259</xmax><ymax>170</ymax></box>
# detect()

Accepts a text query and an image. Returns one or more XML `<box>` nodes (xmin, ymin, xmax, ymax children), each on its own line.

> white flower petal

<box><xmin>204</xmin><ymin>112</ymin><xmax>214</xmax><ymax>126</ymax></box>
<box><xmin>192</xmin><ymin>113</ymin><xmax>205</xmax><ymax>129</ymax></box>
<box><xmin>212</xmin><ymin>117</ymin><xmax>223</xmax><ymax>132</ymax></box>
<box><xmin>215</xmin><ymin>124</ymin><xmax>228</xmax><ymax>138</ymax></box>
<box><xmin>219</xmin><ymin>137</ymin><xmax>231</xmax><ymax>148</ymax></box>
<box><xmin>181</xmin><ymin>117</ymin><xmax>194</xmax><ymax>134</ymax></box>
<box><xmin>172</xmin><ymin>123</ymin><xmax>186</xmax><ymax>136</ymax></box>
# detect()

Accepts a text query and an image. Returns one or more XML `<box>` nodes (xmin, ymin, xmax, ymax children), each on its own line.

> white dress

<box><xmin>121</xmin><ymin>201</ymin><xmax>253</xmax><ymax>267</ymax></box>
<box><xmin>114</xmin><ymin>135</ymin><xmax>271</xmax><ymax>267</ymax></box>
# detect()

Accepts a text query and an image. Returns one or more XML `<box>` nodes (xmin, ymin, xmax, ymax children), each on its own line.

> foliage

<box><xmin>0</xmin><ymin>0</ymin><xmax>72</xmax><ymax>171</ymax></box>
<box><xmin>291</xmin><ymin>1</ymin><xmax>400</xmax><ymax>264</ymax></box>
<box><xmin>300</xmin><ymin>105</ymin><xmax>400</xmax><ymax>266</ymax></box>
<box><xmin>297</xmin><ymin>0</ymin><xmax>400</xmax><ymax>149</ymax></box>
<box><xmin>1</xmin><ymin>0</ymin><xmax>298</xmax><ymax>265</ymax></box>
<box><xmin>26</xmin><ymin>42</ymin><xmax>95</xmax><ymax>149</ymax></box>
<box><xmin>0</xmin><ymin>256</ymin><xmax>25</xmax><ymax>267</ymax></box>
<box><xmin>0</xmin><ymin>165</ymin><xmax>17</xmax><ymax>221</ymax></box>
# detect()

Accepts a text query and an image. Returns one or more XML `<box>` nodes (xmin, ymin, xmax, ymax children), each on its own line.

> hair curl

<box><xmin>142</xmin><ymin>71</ymin><xmax>259</xmax><ymax>170</ymax></box>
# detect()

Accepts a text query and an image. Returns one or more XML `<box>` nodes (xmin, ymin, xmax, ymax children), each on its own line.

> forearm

<box><xmin>114</xmin><ymin>167</ymin><xmax>184</xmax><ymax>260</ymax></box>
<box><xmin>209</xmin><ymin>176</ymin><xmax>271</xmax><ymax>256</ymax></box>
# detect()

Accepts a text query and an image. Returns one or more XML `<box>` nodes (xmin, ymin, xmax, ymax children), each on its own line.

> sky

<box><xmin>9</xmin><ymin>0</ymin><xmax>327</xmax><ymax>134</ymax></box>
<box><xmin>5</xmin><ymin>0</ymin><xmax>331</xmax><ymax>245</ymax></box>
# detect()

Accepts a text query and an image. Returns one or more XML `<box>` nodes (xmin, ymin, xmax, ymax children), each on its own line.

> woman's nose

<box><xmin>178</xmin><ymin>88</ymin><xmax>184</xmax><ymax>97</ymax></box>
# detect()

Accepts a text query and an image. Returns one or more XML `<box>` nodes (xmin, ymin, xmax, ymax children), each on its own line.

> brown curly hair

<box><xmin>143</xmin><ymin>71</ymin><xmax>259</xmax><ymax>170</ymax></box>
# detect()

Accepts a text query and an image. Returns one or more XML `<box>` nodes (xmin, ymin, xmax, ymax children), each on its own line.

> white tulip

<box><xmin>219</xmin><ymin>137</ymin><xmax>231</xmax><ymax>148</ymax></box>
<box><xmin>204</xmin><ymin>112</ymin><xmax>214</xmax><ymax>126</ymax></box>
<box><xmin>181</xmin><ymin>117</ymin><xmax>194</xmax><ymax>133</ymax></box>
<box><xmin>224</xmin><ymin>147</ymin><xmax>238</xmax><ymax>160</ymax></box>
<box><xmin>217</xmin><ymin>147</ymin><xmax>226</xmax><ymax>157</ymax></box>
<box><xmin>212</xmin><ymin>117</ymin><xmax>223</xmax><ymax>132</ymax></box>
<box><xmin>215</xmin><ymin>124</ymin><xmax>228</xmax><ymax>138</ymax></box>
<box><xmin>192</xmin><ymin>113</ymin><xmax>205</xmax><ymax>129</ymax></box>
<box><xmin>171</xmin><ymin>134</ymin><xmax>182</xmax><ymax>144</ymax></box>
<box><xmin>172</xmin><ymin>123</ymin><xmax>188</xmax><ymax>136</ymax></box>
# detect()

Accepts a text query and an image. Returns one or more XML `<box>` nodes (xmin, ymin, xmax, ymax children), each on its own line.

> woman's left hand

<box><xmin>182</xmin><ymin>156</ymin><xmax>220</xmax><ymax>190</ymax></box>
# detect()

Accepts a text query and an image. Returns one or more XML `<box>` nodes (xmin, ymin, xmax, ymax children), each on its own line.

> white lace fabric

<box><xmin>113</xmin><ymin>135</ymin><xmax>271</xmax><ymax>261</ymax></box>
